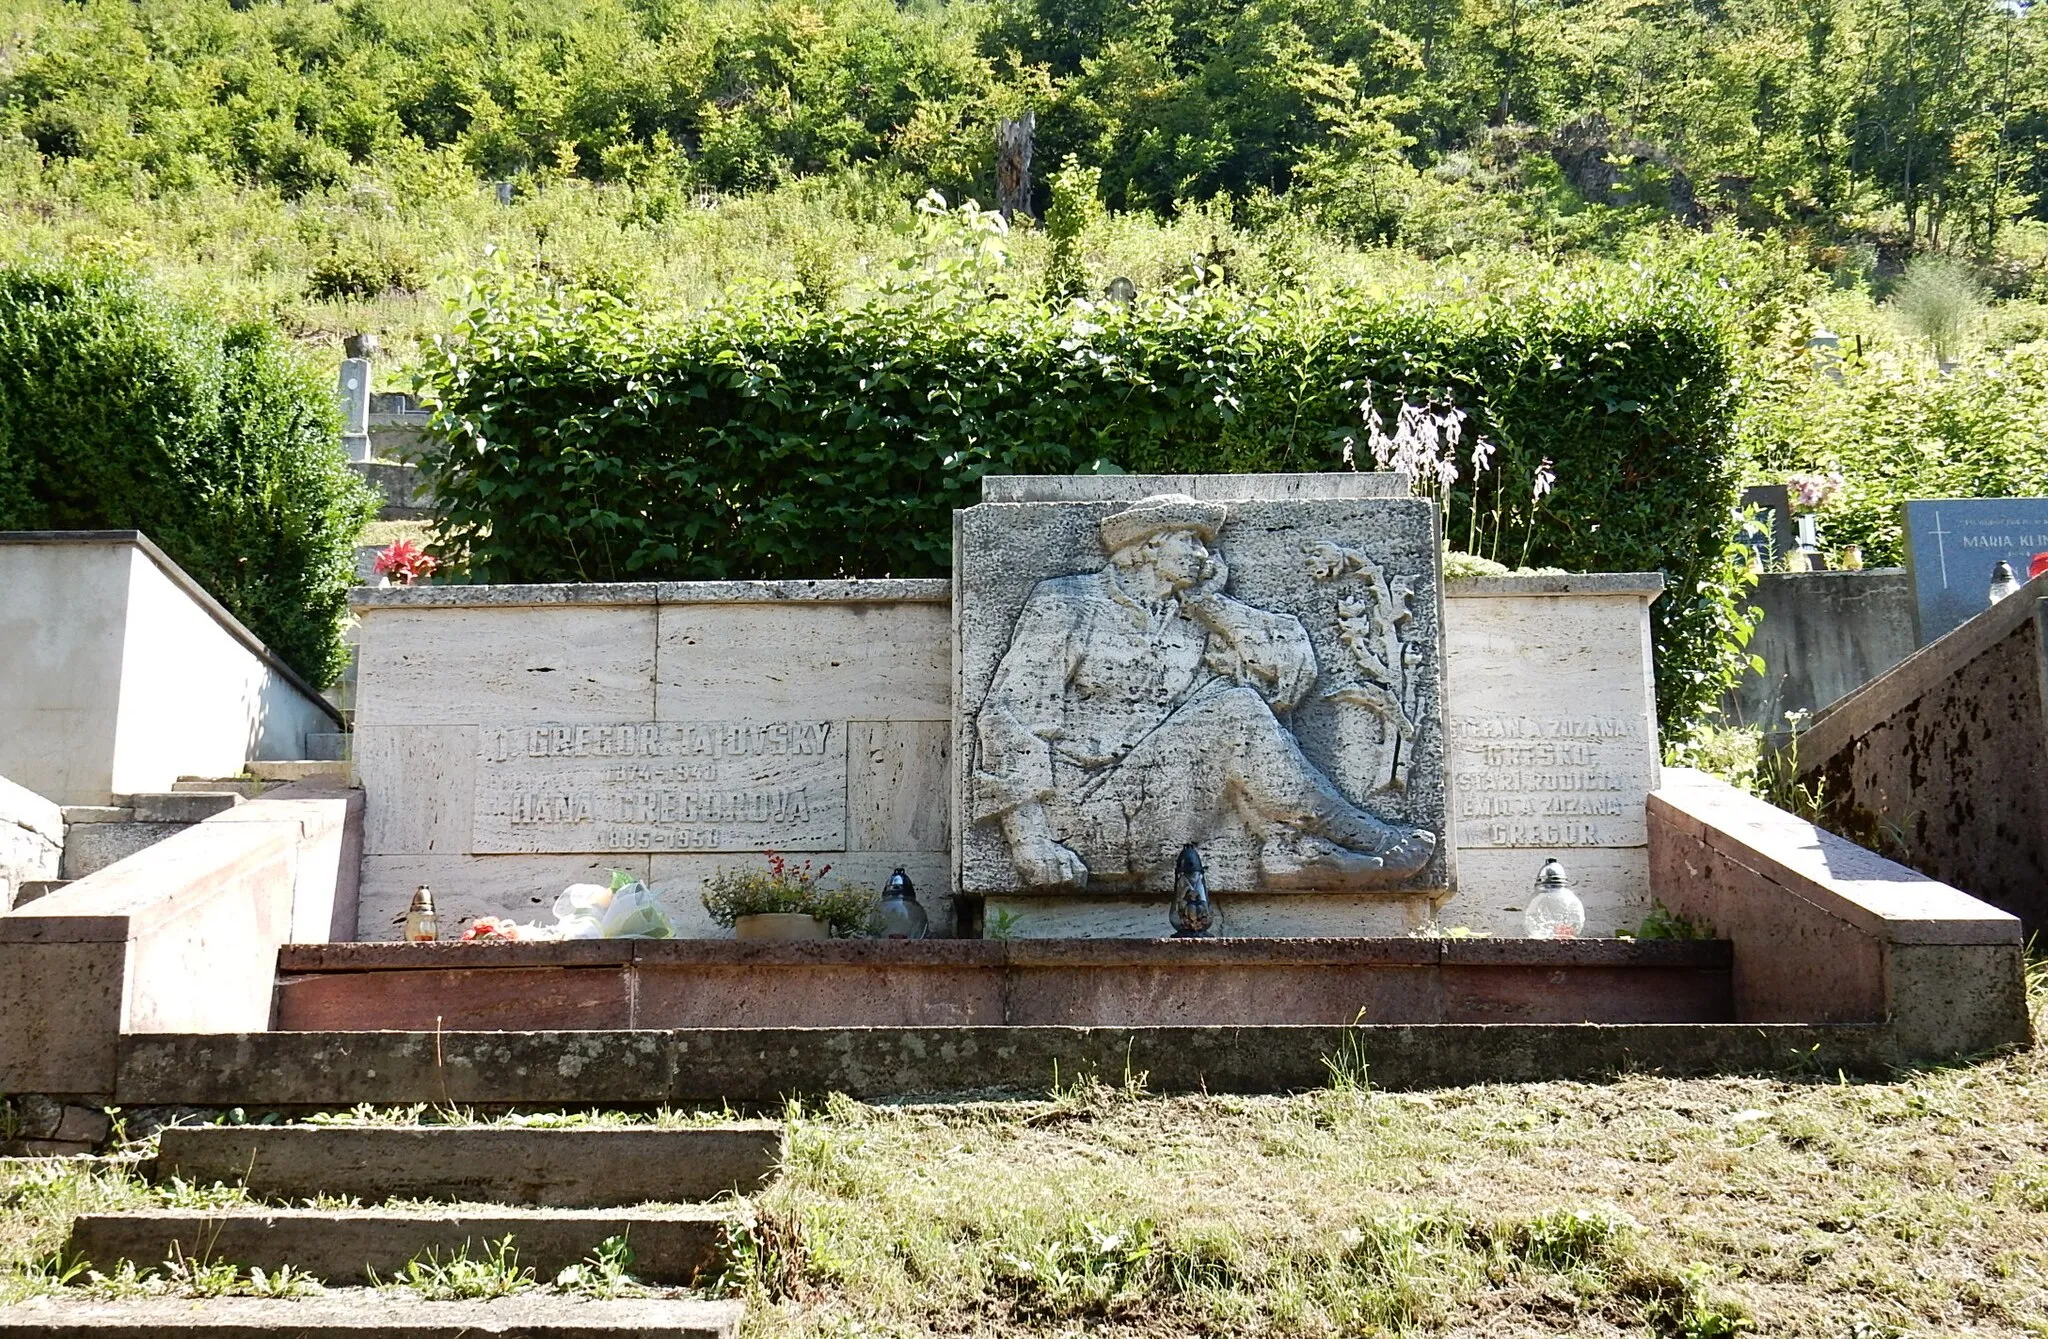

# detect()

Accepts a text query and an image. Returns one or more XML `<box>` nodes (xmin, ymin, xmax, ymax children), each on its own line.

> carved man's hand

<box><xmin>1182</xmin><ymin>553</ymin><xmax>1232</xmax><ymax>625</ymax></box>
<box><xmin>1016</xmin><ymin>834</ymin><xmax>1088</xmax><ymax>889</ymax></box>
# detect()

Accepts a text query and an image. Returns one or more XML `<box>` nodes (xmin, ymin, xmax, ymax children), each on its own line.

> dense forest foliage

<box><xmin>5</xmin><ymin>0</ymin><xmax>2048</xmax><ymax>722</ymax></box>
<box><xmin>4</xmin><ymin>0</ymin><xmax>2046</xmax><ymax>259</ymax></box>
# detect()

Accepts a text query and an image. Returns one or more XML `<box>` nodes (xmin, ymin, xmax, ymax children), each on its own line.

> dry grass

<box><xmin>741</xmin><ymin>1022</ymin><xmax>2048</xmax><ymax>1336</ymax></box>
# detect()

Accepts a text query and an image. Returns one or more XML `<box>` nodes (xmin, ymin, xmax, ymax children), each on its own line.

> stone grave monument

<box><xmin>1903</xmin><ymin>497</ymin><xmax>2048</xmax><ymax>643</ymax></box>
<box><xmin>955</xmin><ymin>476</ymin><xmax>1450</xmax><ymax>933</ymax></box>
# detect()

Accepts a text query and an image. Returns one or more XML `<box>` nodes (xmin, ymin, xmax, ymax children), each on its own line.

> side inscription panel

<box><xmin>473</xmin><ymin>720</ymin><xmax>847</xmax><ymax>854</ymax></box>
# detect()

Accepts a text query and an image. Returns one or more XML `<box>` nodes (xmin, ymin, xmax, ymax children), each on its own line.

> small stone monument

<box><xmin>1903</xmin><ymin>497</ymin><xmax>2048</xmax><ymax>643</ymax></box>
<box><xmin>955</xmin><ymin>479</ymin><xmax>1450</xmax><ymax>903</ymax></box>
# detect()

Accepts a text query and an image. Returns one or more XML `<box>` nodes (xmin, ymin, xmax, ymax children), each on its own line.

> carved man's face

<box><xmin>1130</xmin><ymin>528</ymin><xmax>1210</xmax><ymax>590</ymax></box>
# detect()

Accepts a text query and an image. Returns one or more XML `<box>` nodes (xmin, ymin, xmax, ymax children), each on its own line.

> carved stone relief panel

<box><xmin>956</xmin><ymin>491</ymin><xmax>1450</xmax><ymax>896</ymax></box>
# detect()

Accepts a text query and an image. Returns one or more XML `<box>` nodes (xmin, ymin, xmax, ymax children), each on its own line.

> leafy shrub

<box><xmin>0</xmin><ymin>260</ymin><xmax>377</xmax><ymax>685</ymax></box>
<box><xmin>421</xmin><ymin>238</ymin><xmax>1745</xmax><ymax>730</ymax></box>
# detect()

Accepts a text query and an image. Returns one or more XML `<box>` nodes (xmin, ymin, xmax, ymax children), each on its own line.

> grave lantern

<box><xmin>1523</xmin><ymin>860</ymin><xmax>1584</xmax><ymax>939</ymax></box>
<box><xmin>403</xmin><ymin>886</ymin><xmax>439</xmax><ymax>943</ymax></box>
<box><xmin>876</xmin><ymin>868</ymin><xmax>928</xmax><ymax>940</ymax></box>
<box><xmin>1990</xmin><ymin>560</ymin><xmax>2021</xmax><ymax>604</ymax></box>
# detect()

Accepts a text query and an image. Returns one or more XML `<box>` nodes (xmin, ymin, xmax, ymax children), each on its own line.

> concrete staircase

<box><xmin>58</xmin><ymin>793</ymin><xmax>243</xmax><ymax>881</ymax></box>
<box><xmin>11</xmin><ymin>1123</ymin><xmax>772</xmax><ymax>1336</ymax></box>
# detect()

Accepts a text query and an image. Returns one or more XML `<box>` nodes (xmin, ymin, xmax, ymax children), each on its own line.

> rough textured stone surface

<box><xmin>270</xmin><ymin>938</ymin><xmax>1732</xmax><ymax>1029</ymax></box>
<box><xmin>68</xmin><ymin>1207</ymin><xmax>732</xmax><ymax>1284</ymax></box>
<box><xmin>1648</xmin><ymin>767</ymin><xmax>2030</xmax><ymax>1056</ymax></box>
<box><xmin>957</xmin><ymin>491</ymin><xmax>1449</xmax><ymax>898</ymax></box>
<box><xmin>980</xmin><ymin>473</ymin><xmax>1409</xmax><ymax>502</ymax></box>
<box><xmin>1724</xmin><ymin>569</ymin><xmax>1916</xmax><ymax>727</ymax></box>
<box><xmin>58</xmin><ymin>823</ymin><xmax>186</xmax><ymax>881</ymax></box>
<box><xmin>154</xmin><ymin>1124</ymin><xmax>780</xmax><ymax>1207</ymax></box>
<box><xmin>1786</xmin><ymin>586</ymin><xmax>2048</xmax><ymax>935</ymax></box>
<box><xmin>0</xmin><ymin>1293</ymin><xmax>742</xmax><ymax>1338</ymax></box>
<box><xmin>117</xmin><ymin>1023</ymin><xmax>1900</xmax><ymax>1105</ymax></box>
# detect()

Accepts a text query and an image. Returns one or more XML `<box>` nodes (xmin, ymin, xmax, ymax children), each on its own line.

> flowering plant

<box><xmin>374</xmin><ymin>538</ymin><xmax>439</xmax><ymax>585</ymax></box>
<box><xmin>701</xmin><ymin>852</ymin><xmax>876</xmax><ymax>937</ymax></box>
<box><xmin>1785</xmin><ymin>470</ymin><xmax>1845</xmax><ymax>512</ymax></box>
<box><xmin>461</xmin><ymin>915</ymin><xmax>548</xmax><ymax>942</ymax></box>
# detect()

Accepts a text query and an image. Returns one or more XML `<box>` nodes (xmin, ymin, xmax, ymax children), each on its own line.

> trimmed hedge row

<box><xmin>423</xmin><ymin>275</ymin><xmax>1742</xmax><ymax>728</ymax></box>
<box><xmin>0</xmin><ymin>262</ymin><xmax>376</xmax><ymax>686</ymax></box>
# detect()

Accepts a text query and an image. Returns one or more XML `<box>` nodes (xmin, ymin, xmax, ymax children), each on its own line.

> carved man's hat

<box><xmin>1099</xmin><ymin>494</ymin><xmax>1227</xmax><ymax>553</ymax></box>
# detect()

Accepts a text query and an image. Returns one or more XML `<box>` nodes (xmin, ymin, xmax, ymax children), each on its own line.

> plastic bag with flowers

<box><xmin>458</xmin><ymin>870</ymin><xmax>674</xmax><ymax>941</ymax></box>
<box><xmin>551</xmin><ymin>869</ymin><xmax>675</xmax><ymax>939</ymax></box>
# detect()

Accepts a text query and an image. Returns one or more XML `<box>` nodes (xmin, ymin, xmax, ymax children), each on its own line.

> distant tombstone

<box><xmin>1738</xmin><ymin>484</ymin><xmax>1792</xmax><ymax>568</ymax></box>
<box><xmin>995</xmin><ymin>112</ymin><xmax>1035</xmax><ymax>223</ymax></box>
<box><xmin>1902</xmin><ymin>497</ymin><xmax>2048</xmax><ymax>643</ymax></box>
<box><xmin>494</xmin><ymin>181</ymin><xmax>514</xmax><ymax>206</ymax></box>
<box><xmin>338</xmin><ymin>358</ymin><xmax>372</xmax><ymax>463</ymax></box>
<box><xmin>1105</xmin><ymin>276</ymin><xmax>1137</xmax><ymax>305</ymax></box>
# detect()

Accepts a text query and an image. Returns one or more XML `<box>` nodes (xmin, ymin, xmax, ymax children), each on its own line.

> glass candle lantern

<box><xmin>876</xmin><ymin>868</ymin><xmax>928</xmax><ymax>940</ymax></box>
<box><xmin>1523</xmin><ymin>860</ymin><xmax>1585</xmax><ymax>939</ymax></box>
<box><xmin>403</xmin><ymin>885</ymin><xmax>439</xmax><ymax>942</ymax></box>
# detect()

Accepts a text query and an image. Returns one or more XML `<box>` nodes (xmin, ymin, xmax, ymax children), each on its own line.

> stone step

<box><xmin>172</xmin><ymin>778</ymin><xmax>271</xmax><ymax>799</ymax></box>
<box><xmin>67</xmin><ymin>1206</ymin><xmax>737</xmax><ymax>1286</ymax></box>
<box><xmin>155</xmin><ymin>1124</ymin><xmax>780</xmax><ymax>1208</ymax></box>
<box><xmin>245</xmin><ymin>760</ymin><xmax>348</xmax><ymax>783</ymax></box>
<box><xmin>126</xmin><ymin>792</ymin><xmax>243</xmax><ymax>824</ymax></box>
<box><xmin>118</xmin><ymin>1023</ymin><xmax>1902</xmax><ymax>1106</ymax></box>
<box><xmin>0</xmin><ymin>1292</ymin><xmax>742</xmax><ymax>1337</ymax></box>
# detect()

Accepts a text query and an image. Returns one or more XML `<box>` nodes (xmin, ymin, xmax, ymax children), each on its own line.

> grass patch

<box><xmin>6</xmin><ymin>988</ymin><xmax>2045</xmax><ymax>1328</ymax></box>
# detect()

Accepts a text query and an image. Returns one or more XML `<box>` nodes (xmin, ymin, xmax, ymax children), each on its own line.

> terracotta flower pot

<box><xmin>733</xmin><ymin>912</ymin><xmax>828</xmax><ymax>941</ymax></box>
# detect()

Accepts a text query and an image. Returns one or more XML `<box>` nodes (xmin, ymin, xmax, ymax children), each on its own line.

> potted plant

<box><xmin>701</xmin><ymin>853</ymin><xmax>876</xmax><ymax>941</ymax></box>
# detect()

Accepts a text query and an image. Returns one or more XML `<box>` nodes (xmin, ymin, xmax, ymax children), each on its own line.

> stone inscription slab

<box><xmin>1449</xmin><ymin>711</ymin><xmax>1653</xmax><ymax>848</ymax></box>
<box><xmin>1903</xmin><ymin>497</ymin><xmax>2048</xmax><ymax>644</ymax></box>
<box><xmin>473</xmin><ymin>720</ymin><xmax>846</xmax><ymax>854</ymax></box>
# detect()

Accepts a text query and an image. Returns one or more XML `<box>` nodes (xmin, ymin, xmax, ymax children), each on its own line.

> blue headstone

<box><xmin>1902</xmin><ymin>497</ymin><xmax>2048</xmax><ymax>643</ymax></box>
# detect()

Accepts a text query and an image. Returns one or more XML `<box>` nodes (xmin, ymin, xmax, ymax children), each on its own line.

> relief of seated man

<box><xmin>971</xmin><ymin>493</ymin><xmax>1437</xmax><ymax>890</ymax></box>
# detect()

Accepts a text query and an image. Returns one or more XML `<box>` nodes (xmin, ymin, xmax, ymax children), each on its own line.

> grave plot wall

<box><xmin>1443</xmin><ymin>574</ymin><xmax>1663</xmax><ymax>936</ymax></box>
<box><xmin>350</xmin><ymin>581</ymin><xmax>953</xmax><ymax>938</ymax></box>
<box><xmin>0</xmin><ymin>532</ymin><xmax>341</xmax><ymax>805</ymax></box>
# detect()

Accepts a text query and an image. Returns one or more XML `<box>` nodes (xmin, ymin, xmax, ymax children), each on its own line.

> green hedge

<box><xmin>423</xmin><ymin>270</ymin><xmax>1743</xmax><ymax>728</ymax></box>
<box><xmin>0</xmin><ymin>262</ymin><xmax>377</xmax><ymax>687</ymax></box>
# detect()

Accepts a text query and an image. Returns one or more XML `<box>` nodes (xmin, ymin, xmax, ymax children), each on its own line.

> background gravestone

<box><xmin>1738</xmin><ymin>484</ymin><xmax>1793</xmax><ymax>569</ymax></box>
<box><xmin>1902</xmin><ymin>498</ymin><xmax>2048</xmax><ymax>644</ymax></box>
<box><xmin>955</xmin><ymin>485</ymin><xmax>1450</xmax><ymax>900</ymax></box>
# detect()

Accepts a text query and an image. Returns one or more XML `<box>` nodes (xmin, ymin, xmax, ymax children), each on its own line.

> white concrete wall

<box><xmin>0</xmin><ymin>535</ymin><xmax>340</xmax><ymax>805</ymax></box>
<box><xmin>111</xmin><ymin>545</ymin><xmax>332</xmax><ymax>790</ymax></box>
<box><xmin>0</xmin><ymin>544</ymin><xmax>133</xmax><ymax>805</ymax></box>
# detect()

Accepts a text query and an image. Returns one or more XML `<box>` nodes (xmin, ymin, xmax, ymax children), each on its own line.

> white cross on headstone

<box><xmin>1930</xmin><ymin>509</ymin><xmax>1951</xmax><ymax>588</ymax></box>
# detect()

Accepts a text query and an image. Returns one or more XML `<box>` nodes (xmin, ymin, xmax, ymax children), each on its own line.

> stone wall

<box><xmin>350</xmin><ymin>581</ymin><xmax>953</xmax><ymax>939</ymax></box>
<box><xmin>1724</xmin><ymin>569</ymin><xmax>1917</xmax><ymax>729</ymax></box>
<box><xmin>1443</xmin><ymin>574</ymin><xmax>1664</xmax><ymax>936</ymax></box>
<box><xmin>0</xmin><ymin>775</ymin><xmax>61</xmax><ymax>910</ymax></box>
<box><xmin>0</xmin><ymin>532</ymin><xmax>343</xmax><ymax>804</ymax></box>
<box><xmin>352</xmin><ymin>572</ymin><xmax>1666</xmax><ymax>939</ymax></box>
<box><xmin>1788</xmin><ymin>577</ymin><xmax>2048</xmax><ymax>935</ymax></box>
<box><xmin>1649</xmin><ymin>767</ymin><xmax>2029</xmax><ymax>1058</ymax></box>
